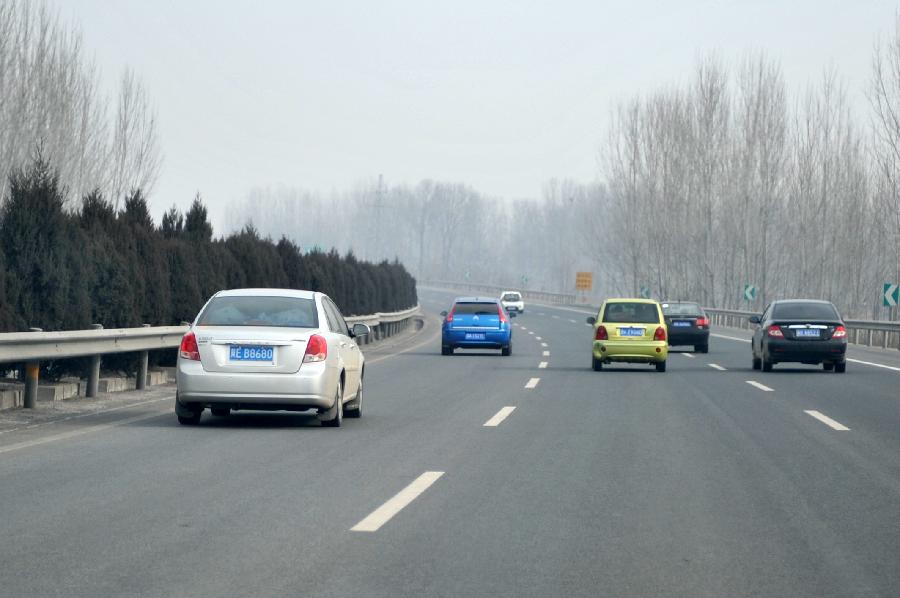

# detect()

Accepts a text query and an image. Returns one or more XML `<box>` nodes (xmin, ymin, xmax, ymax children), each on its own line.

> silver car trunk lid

<box><xmin>194</xmin><ymin>326</ymin><xmax>313</xmax><ymax>374</ymax></box>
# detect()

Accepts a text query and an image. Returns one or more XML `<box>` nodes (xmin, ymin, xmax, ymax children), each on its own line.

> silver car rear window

<box><xmin>197</xmin><ymin>296</ymin><xmax>319</xmax><ymax>328</ymax></box>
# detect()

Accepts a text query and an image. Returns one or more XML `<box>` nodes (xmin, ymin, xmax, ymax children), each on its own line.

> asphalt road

<box><xmin>2</xmin><ymin>287</ymin><xmax>900</xmax><ymax>597</ymax></box>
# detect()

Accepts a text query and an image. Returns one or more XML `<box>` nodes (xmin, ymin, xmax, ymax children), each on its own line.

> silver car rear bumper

<box><xmin>176</xmin><ymin>359</ymin><xmax>338</xmax><ymax>410</ymax></box>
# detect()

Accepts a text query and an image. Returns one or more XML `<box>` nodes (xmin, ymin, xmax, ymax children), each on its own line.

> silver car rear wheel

<box><xmin>320</xmin><ymin>381</ymin><xmax>343</xmax><ymax>427</ymax></box>
<box><xmin>345</xmin><ymin>379</ymin><xmax>362</xmax><ymax>418</ymax></box>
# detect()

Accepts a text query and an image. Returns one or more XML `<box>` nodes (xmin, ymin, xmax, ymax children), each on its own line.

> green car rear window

<box><xmin>603</xmin><ymin>302</ymin><xmax>660</xmax><ymax>324</ymax></box>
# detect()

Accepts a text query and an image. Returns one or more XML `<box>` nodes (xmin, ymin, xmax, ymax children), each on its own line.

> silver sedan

<box><xmin>175</xmin><ymin>288</ymin><xmax>369</xmax><ymax>427</ymax></box>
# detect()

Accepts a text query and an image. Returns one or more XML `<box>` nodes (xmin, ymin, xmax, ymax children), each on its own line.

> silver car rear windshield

<box><xmin>771</xmin><ymin>302</ymin><xmax>839</xmax><ymax>320</ymax></box>
<box><xmin>197</xmin><ymin>296</ymin><xmax>319</xmax><ymax>328</ymax></box>
<box><xmin>603</xmin><ymin>302</ymin><xmax>660</xmax><ymax>324</ymax></box>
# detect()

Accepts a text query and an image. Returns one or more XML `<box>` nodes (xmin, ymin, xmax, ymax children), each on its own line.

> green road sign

<box><xmin>521</xmin><ymin>275</ymin><xmax>528</xmax><ymax>286</ymax></box>
<box><xmin>884</xmin><ymin>283</ymin><xmax>899</xmax><ymax>307</ymax></box>
<box><xmin>639</xmin><ymin>286</ymin><xmax>651</xmax><ymax>299</ymax></box>
<box><xmin>464</xmin><ymin>270</ymin><xmax>470</xmax><ymax>280</ymax></box>
<box><xmin>743</xmin><ymin>284</ymin><xmax>758</xmax><ymax>302</ymax></box>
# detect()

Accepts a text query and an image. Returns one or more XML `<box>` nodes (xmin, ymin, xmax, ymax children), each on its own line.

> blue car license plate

<box><xmin>673</xmin><ymin>321</ymin><xmax>691</xmax><ymax>327</ymax></box>
<box><xmin>465</xmin><ymin>333</ymin><xmax>486</xmax><ymax>341</ymax></box>
<box><xmin>795</xmin><ymin>329</ymin><xmax>820</xmax><ymax>338</ymax></box>
<box><xmin>229</xmin><ymin>345</ymin><xmax>274</xmax><ymax>361</ymax></box>
<box><xmin>619</xmin><ymin>327</ymin><xmax>644</xmax><ymax>337</ymax></box>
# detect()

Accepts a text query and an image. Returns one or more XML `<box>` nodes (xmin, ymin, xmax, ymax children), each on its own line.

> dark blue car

<box><xmin>441</xmin><ymin>297</ymin><xmax>512</xmax><ymax>356</ymax></box>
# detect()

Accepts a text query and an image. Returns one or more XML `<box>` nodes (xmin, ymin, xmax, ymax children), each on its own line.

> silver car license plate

<box><xmin>229</xmin><ymin>345</ymin><xmax>274</xmax><ymax>361</ymax></box>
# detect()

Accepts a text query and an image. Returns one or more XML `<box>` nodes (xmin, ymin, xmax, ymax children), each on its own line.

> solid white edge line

<box><xmin>746</xmin><ymin>380</ymin><xmax>774</xmax><ymax>392</ymax></box>
<box><xmin>847</xmin><ymin>358</ymin><xmax>900</xmax><ymax>372</ymax></box>
<box><xmin>804</xmin><ymin>410</ymin><xmax>850</xmax><ymax>431</ymax></box>
<box><xmin>713</xmin><ymin>332</ymin><xmax>900</xmax><ymax>373</ymax></box>
<box><xmin>0</xmin><ymin>394</ymin><xmax>174</xmax><ymax>437</ymax></box>
<box><xmin>711</xmin><ymin>333</ymin><xmax>751</xmax><ymax>343</ymax></box>
<box><xmin>0</xmin><ymin>410</ymin><xmax>169</xmax><ymax>456</ymax></box>
<box><xmin>538</xmin><ymin>362</ymin><xmax>548</xmax><ymax>369</ymax></box>
<box><xmin>708</xmin><ymin>363</ymin><xmax>727</xmax><ymax>371</ymax></box>
<box><xmin>483</xmin><ymin>406</ymin><xmax>516</xmax><ymax>427</ymax></box>
<box><xmin>542</xmin><ymin>351</ymin><xmax>550</xmax><ymax>356</ymax></box>
<box><xmin>525</xmin><ymin>377</ymin><xmax>540</xmax><ymax>389</ymax></box>
<box><xmin>350</xmin><ymin>471</ymin><xmax>445</xmax><ymax>532</ymax></box>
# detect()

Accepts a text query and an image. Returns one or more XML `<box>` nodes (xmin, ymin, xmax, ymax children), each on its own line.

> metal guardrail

<box><xmin>421</xmin><ymin>280</ymin><xmax>577</xmax><ymax>305</ymax></box>
<box><xmin>0</xmin><ymin>304</ymin><xmax>421</xmax><ymax>409</ymax></box>
<box><xmin>704</xmin><ymin>308</ymin><xmax>900</xmax><ymax>350</ymax></box>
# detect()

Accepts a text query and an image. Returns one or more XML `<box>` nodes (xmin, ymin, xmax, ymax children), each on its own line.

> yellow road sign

<box><xmin>575</xmin><ymin>271</ymin><xmax>593</xmax><ymax>291</ymax></box>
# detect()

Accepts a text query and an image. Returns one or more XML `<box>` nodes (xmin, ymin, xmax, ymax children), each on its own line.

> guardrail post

<box><xmin>136</xmin><ymin>323</ymin><xmax>150</xmax><ymax>390</ymax></box>
<box><xmin>86</xmin><ymin>324</ymin><xmax>103</xmax><ymax>398</ymax></box>
<box><xmin>23</xmin><ymin>327</ymin><xmax>42</xmax><ymax>408</ymax></box>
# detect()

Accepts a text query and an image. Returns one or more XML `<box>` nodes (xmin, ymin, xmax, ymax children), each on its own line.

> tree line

<box><xmin>0</xmin><ymin>156</ymin><xmax>418</xmax><ymax>334</ymax></box>
<box><xmin>228</xmin><ymin>18</ymin><xmax>900</xmax><ymax>320</ymax></box>
<box><xmin>0</xmin><ymin>0</ymin><xmax>161</xmax><ymax>209</ymax></box>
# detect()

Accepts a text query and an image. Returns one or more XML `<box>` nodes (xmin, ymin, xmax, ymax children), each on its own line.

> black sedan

<box><xmin>661</xmin><ymin>301</ymin><xmax>710</xmax><ymax>353</ymax></box>
<box><xmin>750</xmin><ymin>300</ymin><xmax>847</xmax><ymax>372</ymax></box>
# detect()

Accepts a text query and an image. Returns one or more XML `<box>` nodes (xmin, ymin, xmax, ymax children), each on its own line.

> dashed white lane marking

<box><xmin>846</xmin><ymin>358</ymin><xmax>900</xmax><ymax>372</ymax></box>
<box><xmin>711</xmin><ymin>333</ymin><xmax>751</xmax><ymax>343</ymax></box>
<box><xmin>680</xmin><ymin>353</ymin><xmax>695</xmax><ymax>359</ymax></box>
<box><xmin>542</xmin><ymin>351</ymin><xmax>550</xmax><ymax>356</ymax></box>
<box><xmin>746</xmin><ymin>380</ymin><xmax>774</xmax><ymax>392</ymax></box>
<box><xmin>351</xmin><ymin>471</ymin><xmax>445</xmax><ymax>532</ymax></box>
<box><xmin>585</xmin><ymin>323</ymin><xmax>592</xmax><ymax>327</ymax></box>
<box><xmin>804</xmin><ymin>410</ymin><xmax>850</xmax><ymax>431</ymax></box>
<box><xmin>541</xmin><ymin>342</ymin><xmax>548</xmax><ymax>347</ymax></box>
<box><xmin>552</xmin><ymin>315</ymin><xmax>560</xmax><ymax>319</ymax></box>
<box><xmin>528</xmin><ymin>331</ymin><xmax>534</xmax><ymax>335</ymax></box>
<box><xmin>0</xmin><ymin>410</ymin><xmax>169</xmax><ymax>456</ymax></box>
<box><xmin>535</xmin><ymin>336</ymin><xmax>542</xmax><ymax>340</ymax></box>
<box><xmin>525</xmin><ymin>378</ymin><xmax>540</xmax><ymax>389</ymax></box>
<box><xmin>708</xmin><ymin>363</ymin><xmax>727</xmax><ymax>371</ymax></box>
<box><xmin>538</xmin><ymin>362</ymin><xmax>548</xmax><ymax>369</ymax></box>
<box><xmin>484</xmin><ymin>406</ymin><xmax>516</xmax><ymax>427</ymax></box>
<box><xmin>538</xmin><ymin>312</ymin><xmax>546</xmax><ymax>316</ymax></box>
<box><xmin>520</xmin><ymin>327</ymin><xmax>528</xmax><ymax>331</ymax></box>
<box><xmin>568</xmin><ymin>319</ymin><xmax>577</xmax><ymax>323</ymax></box>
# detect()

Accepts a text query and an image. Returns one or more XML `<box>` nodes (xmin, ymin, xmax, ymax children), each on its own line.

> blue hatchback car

<box><xmin>441</xmin><ymin>297</ymin><xmax>512</xmax><ymax>356</ymax></box>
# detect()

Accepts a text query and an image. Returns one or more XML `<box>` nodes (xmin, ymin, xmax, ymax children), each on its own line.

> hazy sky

<box><xmin>64</xmin><ymin>0</ymin><xmax>896</xmax><ymax>231</ymax></box>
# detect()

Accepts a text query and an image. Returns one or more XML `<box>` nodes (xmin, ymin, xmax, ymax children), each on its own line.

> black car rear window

<box><xmin>454</xmin><ymin>302</ymin><xmax>499</xmax><ymax>315</ymax></box>
<box><xmin>197</xmin><ymin>296</ymin><xmax>319</xmax><ymax>328</ymax></box>
<box><xmin>602</xmin><ymin>302</ymin><xmax>660</xmax><ymax>324</ymax></box>
<box><xmin>771</xmin><ymin>302</ymin><xmax>839</xmax><ymax>320</ymax></box>
<box><xmin>662</xmin><ymin>303</ymin><xmax>703</xmax><ymax>316</ymax></box>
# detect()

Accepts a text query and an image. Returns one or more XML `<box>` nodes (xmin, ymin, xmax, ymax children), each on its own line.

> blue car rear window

<box><xmin>454</xmin><ymin>302</ymin><xmax>499</xmax><ymax>315</ymax></box>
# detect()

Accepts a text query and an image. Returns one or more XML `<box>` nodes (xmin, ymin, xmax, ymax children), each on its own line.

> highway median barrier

<box><xmin>0</xmin><ymin>305</ymin><xmax>420</xmax><ymax>412</ymax></box>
